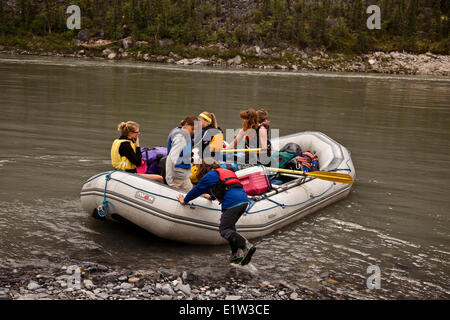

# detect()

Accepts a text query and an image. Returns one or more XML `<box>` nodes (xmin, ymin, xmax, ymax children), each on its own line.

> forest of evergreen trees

<box><xmin>0</xmin><ymin>0</ymin><xmax>448</xmax><ymax>54</ymax></box>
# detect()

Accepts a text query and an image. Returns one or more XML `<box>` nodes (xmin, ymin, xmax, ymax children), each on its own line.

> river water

<box><xmin>0</xmin><ymin>54</ymin><xmax>449</xmax><ymax>299</ymax></box>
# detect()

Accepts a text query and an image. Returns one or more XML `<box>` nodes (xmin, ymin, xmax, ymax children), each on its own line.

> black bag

<box><xmin>158</xmin><ymin>156</ymin><xmax>167</xmax><ymax>184</ymax></box>
<box><xmin>280</xmin><ymin>143</ymin><xmax>302</xmax><ymax>155</ymax></box>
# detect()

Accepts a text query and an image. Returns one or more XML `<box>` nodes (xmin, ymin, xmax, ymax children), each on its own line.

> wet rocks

<box><xmin>122</xmin><ymin>37</ymin><xmax>133</xmax><ymax>50</ymax></box>
<box><xmin>0</xmin><ymin>257</ymin><xmax>330</xmax><ymax>300</ymax></box>
<box><xmin>27</xmin><ymin>281</ymin><xmax>41</xmax><ymax>291</ymax></box>
<box><xmin>225</xmin><ymin>295</ymin><xmax>242</xmax><ymax>300</ymax></box>
<box><xmin>177</xmin><ymin>284</ymin><xmax>191</xmax><ymax>296</ymax></box>
<box><xmin>120</xmin><ymin>282</ymin><xmax>133</xmax><ymax>290</ymax></box>
<box><xmin>361</xmin><ymin>51</ymin><xmax>450</xmax><ymax>76</ymax></box>
<box><xmin>161</xmin><ymin>283</ymin><xmax>175</xmax><ymax>295</ymax></box>
<box><xmin>17</xmin><ymin>293</ymin><xmax>51</xmax><ymax>300</ymax></box>
<box><xmin>176</xmin><ymin>57</ymin><xmax>211</xmax><ymax>66</ymax></box>
<box><xmin>290</xmin><ymin>292</ymin><xmax>299</xmax><ymax>300</ymax></box>
<box><xmin>227</xmin><ymin>55</ymin><xmax>242</xmax><ymax>66</ymax></box>
<box><xmin>102</xmin><ymin>48</ymin><xmax>114</xmax><ymax>59</ymax></box>
<box><xmin>118</xmin><ymin>275</ymin><xmax>127</xmax><ymax>281</ymax></box>
<box><xmin>107</xmin><ymin>53</ymin><xmax>117</xmax><ymax>60</ymax></box>
<box><xmin>128</xmin><ymin>277</ymin><xmax>140</xmax><ymax>284</ymax></box>
<box><xmin>83</xmin><ymin>279</ymin><xmax>95</xmax><ymax>290</ymax></box>
<box><xmin>3</xmin><ymin>34</ymin><xmax>448</xmax><ymax>76</ymax></box>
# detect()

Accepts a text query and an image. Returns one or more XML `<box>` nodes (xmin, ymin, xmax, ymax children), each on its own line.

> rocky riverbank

<box><xmin>1</xmin><ymin>37</ymin><xmax>449</xmax><ymax>76</ymax></box>
<box><xmin>0</xmin><ymin>256</ymin><xmax>354</xmax><ymax>301</ymax></box>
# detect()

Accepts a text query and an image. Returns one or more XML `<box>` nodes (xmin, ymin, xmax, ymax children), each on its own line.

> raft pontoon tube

<box><xmin>80</xmin><ymin>131</ymin><xmax>355</xmax><ymax>244</ymax></box>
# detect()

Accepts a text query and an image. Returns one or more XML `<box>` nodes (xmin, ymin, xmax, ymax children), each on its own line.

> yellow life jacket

<box><xmin>190</xmin><ymin>165</ymin><xmax>200</xmax><ymax>184</ymax></box>
<box><xmin>190</xmin><ymin>132</ymin><xmax>224</xmax><ymax>184</ymax></box>
<box><xmin>111</xmin><ymin>139</ymin><xmax>137</xmax><ymax>170</ymax></box>
<box><xmin>209</xmin><ymin>133</ymin><xmax>224</xmax><ymax>152</ymax></box>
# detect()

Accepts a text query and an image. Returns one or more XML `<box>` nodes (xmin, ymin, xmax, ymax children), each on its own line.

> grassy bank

<box><xmin>2</xmin><ymin>32</ymin><xmax>449</xmax><ymax>77</ymax></box>
<box><xmin>0</xmin><ymin>33</ymin><xmax>78</xmax><ymax>53</ymax></box>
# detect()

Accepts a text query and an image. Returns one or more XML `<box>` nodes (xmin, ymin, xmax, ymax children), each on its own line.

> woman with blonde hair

<box><xmin>225</xmin><ymin>108</ymin><xmax>271</xmax><ymax>164</ymax></box>
<box><xmin>111</xmin><ymin>121</ymin><xmax>163</xmax><ymax>183</ymax></box>
<box><xmin>191</xmin><ymin>111</ymin><xmax>224</xmax><ymax>183</ymax></box>
<box><xmin>196</xmin><ymin>112</ymin><xmax>223</xmax><ymax>154</ymax></box>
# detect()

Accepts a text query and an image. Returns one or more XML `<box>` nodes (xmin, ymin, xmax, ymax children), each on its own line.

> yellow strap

<box><xmin>199</xmin><ymin>113</ymin><xmax>212</xmax><ymax>123</ymax></box>
<box><xmin>221</xmin><ymin>148</ymin><xmax>261</xmax><ymax>153</ymax></box>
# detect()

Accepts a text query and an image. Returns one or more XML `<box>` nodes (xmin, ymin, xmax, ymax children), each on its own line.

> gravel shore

<box><xmin>1</xmin><ymin>40</ymin><xmax>448</xmax><ymax>77</ymax></box>
<box><xmin>0</xmin><ymin>257</ymin><xmax>347</xmax><ymax>301</ymax></box>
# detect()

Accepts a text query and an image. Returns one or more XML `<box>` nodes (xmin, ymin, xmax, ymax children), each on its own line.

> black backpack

<box><xmin>158</xmin><ymin>156</ymin><xmax>167</xmax><ymax>184</ymax></box>
<box><xmin>280</xmin><ymin>143</ymin><xmax>302</xmax><ymax>155</ymax></box>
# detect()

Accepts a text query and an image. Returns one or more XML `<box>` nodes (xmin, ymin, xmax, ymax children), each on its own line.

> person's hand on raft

<box><xmin>177</xmin><ymin>194</ymin><xmax>186</xmax><ymax>205</ymax></box>
<box><xmin>202</xmin><ymin>194</ymin><xmax>211</xmax><ymax>200</ymax></box>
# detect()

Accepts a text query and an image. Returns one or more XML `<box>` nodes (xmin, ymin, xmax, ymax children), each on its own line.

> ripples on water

<box><xmin>0</xmin><ymin>55</ymin><xmax>449</xmax><ymax>299</ymax></box>
<box><xmin>254</xmin><ymin>196</ymin><xmax>450</xmax><ymax>299</ymax></box>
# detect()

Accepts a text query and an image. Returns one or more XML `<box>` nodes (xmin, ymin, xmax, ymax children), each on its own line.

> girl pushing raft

<box><xmin>178</xmin><ymin>159</ymin><xmax>256</xmax><ymax>265</ymax></box>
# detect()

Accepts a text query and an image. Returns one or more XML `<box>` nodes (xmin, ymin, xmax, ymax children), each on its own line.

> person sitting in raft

<box><xmin>191</xmin><ymin>111</ymin><xmax>224</xmax><ymax>184</ymax></box>
<box><xmin>111</xmin><ymin>121</ymin><xmax>164</xmax><ymax>183</ymax></box>
<box><xmin>177</xmin><ymin>159</ymin><xmax>256</xmax><ymax>265</ymax></box>
<box><xmin>166</xmin><ymin>115</ymin><xmax>197</xmax><ymax>191</ymax></box>
<box><xmin>194</xmin><ymin>111</ymin><xmax>224</xmax><ymax>159</ymax></box>
<box><xmin>225</xmin><ymin>108</ymin><xmax>271</xmax><ymax>165</ymax></box>
<box><xmin>256</xmin><ymin>108</ymin><xmax>270</xmax><ymax>132</ymax></box>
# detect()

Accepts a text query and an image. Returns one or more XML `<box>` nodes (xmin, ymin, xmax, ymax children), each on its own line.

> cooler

<box><xmin>235</xmin><ymin>166</ymin><xmax>271</xmax><ymax>196</ymax></box>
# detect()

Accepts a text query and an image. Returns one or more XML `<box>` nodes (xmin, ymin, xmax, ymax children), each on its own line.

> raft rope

<box><xmin>261</xmin><ymin>195</ymin><xmax>285</xmax><ymax>208</ymax></box>
<box><xmin>85</xmin><ymin>151</ymin><xmax>352</xmax><ymax>216</ymax></box>
<box><xmin>245</xmin><ymin>200</ymin><xmax>257</xmax><ymax>214</ymax></box>
<box><xmin>97</xmin><ymin>170</ymin><xmax>117</xmax><ymax>217</ymax></box>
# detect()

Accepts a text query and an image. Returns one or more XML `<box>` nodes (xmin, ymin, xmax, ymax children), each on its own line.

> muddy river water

<box><xmin>0</xmin><ymin>54</ymin><xmax>449</xmax><ymax>299</ymax></box>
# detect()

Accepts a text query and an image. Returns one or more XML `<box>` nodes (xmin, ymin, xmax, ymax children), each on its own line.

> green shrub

<box><xmin>31</xmin><ymin>12</ymin><xmax>47</xmax><ymax>36</ymax></box>
<box><xmin>327</xmin><ymin>18</ymin><xmax>352</xmax><ymax>51</ymax></box>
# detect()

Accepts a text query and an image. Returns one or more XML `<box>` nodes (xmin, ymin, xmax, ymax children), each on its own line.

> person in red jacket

<box><xmin>178</xmin><ymin>159</ymin><xmax>256</xmax><ymax>265</ymax></box>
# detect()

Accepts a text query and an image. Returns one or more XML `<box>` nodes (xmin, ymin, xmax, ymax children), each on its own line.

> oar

<box><xmin>221</xmin><ymin>148</ymin><xmax>262</xmax><ymax>153</ymax></box>
<box><xmin>266</xmin><ymin>167</ymin><xmax>354</xmax><ymax>184</ymax></box>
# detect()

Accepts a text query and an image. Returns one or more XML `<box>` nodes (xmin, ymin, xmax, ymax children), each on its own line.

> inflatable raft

<box><xmin>80</xmin><ymin>131</ymin><xmax>355</xmax><ymax>244</ymax></box>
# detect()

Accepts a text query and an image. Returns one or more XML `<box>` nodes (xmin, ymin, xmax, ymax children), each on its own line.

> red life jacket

<box><xmin>211</xmin><ymin>168</ymin><xmax>243</xmax><ymax>202</ymax></box>
<box><xmin>290</xmin><ymin>152</ymin><xmax>320</xmax><ymax>172</ymax></box>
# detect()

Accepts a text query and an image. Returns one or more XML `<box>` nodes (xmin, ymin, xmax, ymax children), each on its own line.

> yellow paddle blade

<box><xmin>304</xmin><ymin>171</ymin><xmax>354</xmax><ymax>184</ymax></box>
<box><xmin>266</xmin><ymin>167</ymin><xmax>354</xmax><ymax>184</ymax></box>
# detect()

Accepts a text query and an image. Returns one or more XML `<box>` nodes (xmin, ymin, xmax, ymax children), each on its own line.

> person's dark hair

<box><xmin>180</xmin><ymin>115</ymin><xmax>197</xmax><ymax>127</ymax></box>
<box><xmin>196</xmin><ymin>158</ymin><xmax>220</xmax><ymax>181</ymax></box>
<box><xmin>256</xmin><ymin>109</ymin><xmax>268</xmax><ymax>124</ymax></box>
